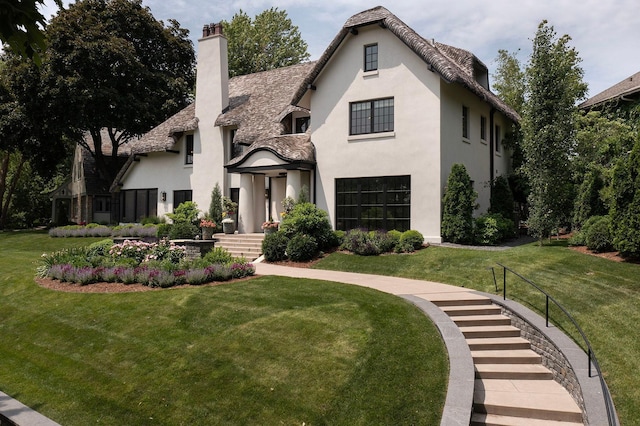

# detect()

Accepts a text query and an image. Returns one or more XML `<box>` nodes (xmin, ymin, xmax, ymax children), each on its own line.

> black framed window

<box><xmin>94</xmin><ymin>196</ymin><xmax>111</xmax><ymax>213</ymax></box>
<box><xmin>350</xmin><ymin>98</ymin><xmax>394</xmax><ymax>135</ymax></box>
<box><xmin>295</xmin><ymin>117</ymin><xmax>309</xmax><ymax>133</ymax></box>
<box><xmin>120</xmin><ymin>189</ymin><xmax>157</xmax><ymax>222</ymax></box>
<box><xmin>480</xmin><ymin>115</ymin><xmax>487</xmax><ymax>141</ymax></box>
<box><xmin>173</xmin><ymin>190</ymin><xmax>192</xmax><ymax>209</ymax></box>
<box><xmin>364</xmin><ymin>43</ymin><xmax>378</xmax><ymax>71</ymax></box>
<box><xmin>336</xmin><ymin>175</ymin><xmax>410</xmax><ymax>232</ymax></box>
<box><xmin>185</xmin><ymin>134</ymin><xmax>194</xmax><ymax>164</ymax></box>
<box><xmin>495</xmin><ymin>124</ymin><xmax>502</xmax><ymax>152</ymax></box>
<box><xmin>462</xmin><ymin>105</ymin><xmax>470</xmax><ymax>139</ymax></box>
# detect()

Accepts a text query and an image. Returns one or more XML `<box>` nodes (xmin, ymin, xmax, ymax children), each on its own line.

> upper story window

<box><xmin>364</xmin><ymin>43</ymin><xmax>378</xmax><ymax>72</ymax></box>
<box><xmin>350</xmin><ymin>97</ymin><xmax>394</xmax><ymax>135</ymax></box>
<box><xmin>462</xmin><ymin>106</ymin><xmax>470</xmax><ymax>140</ymax></box>
<box><xmin>480</xmin><ymin>116</ymin><xmax>487</xmax><ymax>141</ymax></box>
<box><xmin>185</xmin><ymin>134</ymin><xmax>194</xmax><ymax>164</ymax></box>
<box><xmin>229</xmin><ymin>129</ymin><xmax>244</xmax><ymax>159</ymax></box>
<box><xmin>296</xmin><ymin>117</ymin><xmax>310</xmax><ymax>133</ymax></box>
<box><xmin>495</xmin><ymin>124</ymin><xmax>502</xmax><ymax>153</ymax></box>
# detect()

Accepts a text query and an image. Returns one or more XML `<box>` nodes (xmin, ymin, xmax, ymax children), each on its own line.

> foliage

<box><xmin>166</xmin><ymin>201</ymin><xmax>199</xmax><ymax>224</ymax></box>
<box><xmin>223</xmin><ymin>8</ymin><xmax>310</xmax><ymax>77</ymax></box>
<box><xmin>489</xmin><ymin>175</ymin><xmax>515</xmax><ymax>221</ymax></box>
<box><xmin>441</xmin><ymin>164</ymin><xmax>476</xmax><ymax>244</ymax></box>
<box><xmin>44</xmin><ymin>0</ymin><xmax>195</xmax><ymax>182</ymax></box>
<box><xmin>342</xmin><ymin>229</ymin><xmax>382</xmax><ymax>256</ymax></box>
<box><xmin>221</xmin><ymin>196</ymin><xmax>237</xmax><ymax>218</ymax></box>
<box><xmin>521</xmin><ymin>21</ymin><xmax>587</xmax><ymax>240</ymax></box>
<box><xmin>203</xmin><ymin>247</ymin><xmax>234</xmax><ymax>265</ymax></box>
<box><xmin>156</xmin><ymin>223</ymin><xmax>172</xmax><ymax>238</ymax></box>
<box><xmin>610</xmin><ymin>137</ymin><xmax>640</xmax><ymax>259</ymax></box>
<box><xmin>168</xmin><ymin>221</ymin><xmax>198</xmax><ymax>240</ymax></box>
<box><xmin>209</xmin><ymin>183</ymin><xmax>223</xmax><ymax>228</ymax></box>
<box><xmin>572</xmin><ymin>167</ymin><xmax>607</xmax><ymax>230</ymax></box>
<box><xmin>474</xmin><ymin>213</ymin><xmax>515</xmax><ymax>245</ymax></box>
<box><xmin>399</xmin><ymin>230</ymin><xmax>425</xmax><ymax>251</ymax></box>
<box><xmin>140</xmin><ymin>216</ymin><xmax>164</xmax><ymax>225</ymax></box>
<box><xmin>341</xmin><ymin>229</ymin><xmax>423</xmax><ymax>255</ymax></box>
<box><xmin>286</xmin><ymin>233</ymin><xmax>318</xmax><ymax>261</ymax></box>
<box><xmin>279</xmin><ymin>202</ymin><xmax>337</xmax><ymax>250</ymax></box>
<box><xmin>584</xmin><ymin>215</ymin><xmax>613</xmax><ymax>253</ymax></box>
<box><xmin>48</xmin><ymin>224</ymin><xmax>158</xmax><ymax>238</ymax></box>
<box><xmin>492</xmin><ymin>49</ymin><xmax>525</xmax><ymax>116</ymax></box>
<box><xmin>262</xmin><ymin>231</ymin><xmax>289</xmax><ymax>262</ymax></box>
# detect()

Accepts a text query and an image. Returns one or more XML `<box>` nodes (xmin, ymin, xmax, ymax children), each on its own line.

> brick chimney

<box><xmin>195</xmin><ymin>21</ymin><xmax>229</xmax><ymax>117</ymax></box>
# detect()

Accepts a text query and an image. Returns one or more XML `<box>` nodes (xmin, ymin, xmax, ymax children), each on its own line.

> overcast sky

<box><xmin>40</xmin><ymin>0</ymin><xmax>640</xmax><ymax>99</ymax></box>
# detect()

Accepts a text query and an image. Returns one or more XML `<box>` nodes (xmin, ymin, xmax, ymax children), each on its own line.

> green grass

<box><xmin>0</xmin><ymin>231</ymin><xmax>447</xmax><ymax>425</ymax></box>
<box><xmin>315</xmin><ymin>240</ymin><xmax>640</xmax><ymax>424</ymax></box>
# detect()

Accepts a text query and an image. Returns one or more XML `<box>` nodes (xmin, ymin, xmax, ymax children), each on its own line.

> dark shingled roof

<box><xmin>215</xmin><ymin>62</ymin><xmax>316</xmax><ymax>146</ymax></box>
<box><xmin>291</xmin><ymin>6</ymin><xmax>520</xmax><ymax>123</ymax></box>
<box><xmin>127</xmin><ymin>103</ymin><xmax>198</xmax><ymax>154</ymax></box>
<box><xmin>226</xmin><ymin>134</ymin><xmax>315</xmax><ymax>170</ymax></box>
<box><xmin>580</xmin><ymin>71</ymin><xmax>640</xmax><ymax>109</ymax></box>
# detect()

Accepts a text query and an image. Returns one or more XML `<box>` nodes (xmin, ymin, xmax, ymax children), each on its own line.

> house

<box><xmin>112</xmin><ymin>6</ymin><xmax>518</xmax><ymax>243</ymax></box>
<box><xmin>580</xmin><ymin>71</ymin><xmax>640</xmax><ymax>111</ymax></box>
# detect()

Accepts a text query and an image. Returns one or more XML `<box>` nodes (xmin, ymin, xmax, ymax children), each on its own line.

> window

<box><xmin>94</xmin><ymin>196</ymin><xmax>111</xmax><ymax>213</ymax></box>
<box><xmin>364</xmin><ymin>43</ymin><xmax>378</xmax><ymax>72</ymax></box>
<box><xmin>229</xmin><ymin>129</ymin><xmax>244</xmax><ymax>159</ymax></box>
<box><xmin>480</xmin><ymin>116</ymin><xmax>487</xmax><ymax>141</ymax></box>
<box><xmin>173</xmin><ymin>190</ymin><xmax>192</xmax><ymax>209</ymax></box>
<box><xmin>120</xmin><ymin>189</ymin><xmax>157</xmax><ymax>222</ymax></box>
<box><xmin>185</xmin><ymin>134</ymin><xmax>194</xmax><ymax>164</ymax></box>
<box><xmin>336</xmin><ymin>175</ymin><xmax>410</xmax><ymax>232</ymax></box>
<box><xmin>350</xmin><ymin>98</ymin><xmax>394</xmax><ymax>135</ymax></box>
<box><xmin>495</xmin><ymin>124</ymin><xmax>502</xmax><ymax>153</ymax></box>
<box><xmin>462</xmin><ymin>106</ymin><xmax>470</xmax><ymax>139</ymax></box>
<box><xmin>295</xmin><ymin>117</ymin><xmax>309</xmax><ymax>133</ymax></box>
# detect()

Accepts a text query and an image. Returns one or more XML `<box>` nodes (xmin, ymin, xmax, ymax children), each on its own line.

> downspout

<box><xmin>489</xmin><ymin>108</ymin><xmax>496</xmax><ymax>187</ymax></box>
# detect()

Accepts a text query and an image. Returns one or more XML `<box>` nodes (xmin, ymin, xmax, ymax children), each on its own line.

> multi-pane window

<box><xmin>94</xmin><ymin>196</ymin><xmax>111</xmax><ymax>213</ymax></box>
<box><xmin>495</xmin><ymin>124</ymin><xmax>502</xmax><ymax>152</ymax></box>
<box><xmin>480</xmin><ymin>116</ymin><xmax>487</xmax><ymax>141</ymax></box>
<box><xmin>336</xmin><ymin>175</ymin><xmax>410</xmax><ymax>232</ymax></box>
<box><xmin>462</xmin><ymin>105</ymin><xmax>470</xmax><ymax>139</ymax></box>
<box><xmin>350</xmin><ymin>98</ymin><xmax>394</xmax><ymax>135</ymax></box>
<box><xmin>120</xmin><ymin>189</ymin><xmax>158</xmax><ymax>222</ymax></box>
<box><xmin>364</xmin><ymin>43</ymin><xmax>378</xmax><ymax>72</ymax></box>
<box><xmin>173</xmin><ymin>190</ymin><xmax>193</xmax><ymax>209</ymax></box>
<box><xmin>185</xmin><ymin>134</ymin><xmax>194</xmax><ymax>164</ymax></box>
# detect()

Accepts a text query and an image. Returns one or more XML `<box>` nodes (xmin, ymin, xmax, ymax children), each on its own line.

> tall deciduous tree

<box><xmin>493</xmin><ymin>49</ymin><xmax>525</xmax><ymax>116</ymax></box>
<box><xmin>521</xmin><ymin>21</ymin><xmax>587</xmax><ymax>241</ymax></box>
<box><xmin>223</xmin><ymin>8</ymin><xmax>310</xmax><ymax>77</ymax></box>
<box><xmin>45</xmin><ymin>0</ymin><xmax>195</xmax><ymax>182</ymax></box>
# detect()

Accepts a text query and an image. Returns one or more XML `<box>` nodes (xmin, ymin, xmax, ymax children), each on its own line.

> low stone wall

<box><xmin>171</xmin><ymin>239</ymin><xmax>216</xmax><ymax>260</ymax></box>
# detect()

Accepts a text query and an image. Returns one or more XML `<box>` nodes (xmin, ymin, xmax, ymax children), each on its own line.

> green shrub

<box><xmin>262</xmin><ymin>231</ymin><xmax>289</xmax><ymax>262</ymax></box>
<box><xmin>280</xmin><ymin>202</ymin><xmax>336</xmax><ymax>250</ymax></box>
<box><xmin>610</xmin><ymin>141</ymin><xmax>640</xmax><ymax>259</ymax></box>
<box><xmin>441</xmin><ymin>164</ymin><xmax>476</xmax><ymax>244</ymax></box>
<box><xmin>489</xmin><ymin>175</ymin><xmax>515</xmax><ymax>221</ymax></box>
<box><xmin>204</xmin><ymin>247</ymin><xmax>234</xmax><ymax>265</ymax></box>
<box><xmin>140</xmin><ymin>216</ymin><xmax>164</xmax><ymax>225</ymax></box>
<box><xmin>157</xmin><ymin>223</ymin><xmax>172</xmax><ymax>238</ymax></box>
<box><xmin>333</xmin><ymin>230</ymin><xmax>346</xmax><ymax>247</ymax></box>
<box><xmin>166</xmin><ymin>201</ymin><xmax>200</xmax><ymax>224</ymax></box>
<box><xmin>394</xmin><ymin>239</ymin><xmax>416</xmax><ymax>253</ymax></box>
<box><xmin>573</xmin><ymin>168</ymin><xmax>606</xmax><ymax>230</ymax></box>
<box><xmin>87</xmin><ymin>239</ymin><xmax>114</xmax><ymax>257</ymax></box>
<box><xmin>400</xmin><ymin>230</ymin><xmax>424</xmax><ymax>250</ymax></box>
<box><xmin>286</xmin><ymin>234</ymin><xmax>318</xmax><ymax>261</ymax></box>
<box><xmin>169</xmin><ymin>222</ymin><xmax>198</xmax><ymax>240</ymax></box>
<box><xmin>474</xmin><ymin>213</ymin><xmax>516</xmax><ymax>245</ymax></box>
<box><xmin>387</xmin><ymin>229</ymin><xmax>402</xmax><ymax>246</ymax></box>
<box><xmin>585</xmin><ymin>215</ymin><xmax>613</xmax><ymax>253</ymax></box>
<box><xmin>568</xmin><ymin>231</ymin><xmax>586</xmax><ymax>246</ymax></box>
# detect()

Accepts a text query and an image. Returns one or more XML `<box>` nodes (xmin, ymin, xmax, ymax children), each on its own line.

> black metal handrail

<box><xmin>492</xmin><ymin>263</ymin><xmax>618</xmax><ymax>426</ymax></box>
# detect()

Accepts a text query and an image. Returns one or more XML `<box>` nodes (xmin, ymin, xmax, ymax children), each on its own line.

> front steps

<box><xmin>214</xmin><ymin>233</ymin><xmax>264</xmax><ymax>260</ymax></box>
<box><xmin>430</xmin><ymin>294</ymin><xmax>584</xmax><ymax>425</ymax></box>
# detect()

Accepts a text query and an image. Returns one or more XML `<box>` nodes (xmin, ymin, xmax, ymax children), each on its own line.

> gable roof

<box><xmin>127</xmin><ymin>103</ymin><xmax>198</xmax><ymax>154</ymax></box>
<box><xmin>225</xmin><ymin>134</ymin><xmax>315</xmax><ymax>172</ymax></box>
<box><xmin>580</xmin><ymin>71</ymin><xmax>640</xmax><ymax>109</ymax></box>
<box><xmin>215</xmin><ymin>61</ymin><xmax>316</xmax><ymax>146</ymax></box>
<box><xmin>291</xmin><ymin>6</ymin><xmax>519</xmax><ymax>123</ymax></box>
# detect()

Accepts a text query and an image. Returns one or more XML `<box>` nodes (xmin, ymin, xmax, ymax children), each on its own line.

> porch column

<box><xmin>253</xmin><ymin>175</ymin><xmax>266</xmax><ymax>232</ymax></box>
<box><xmin>238</xmin><ymin>174</ymin><xmax>255</xmax><ymax>233</ymax></box>
<box><xmin>286</xmin><ymin>170</ymin><xmax>302</xmax><ymax>201</ymax></box>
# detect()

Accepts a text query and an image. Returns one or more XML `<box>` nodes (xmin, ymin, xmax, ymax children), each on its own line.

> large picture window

<box><xmin>336</xmin><ymin>175</ymin><xmax>410</xmax><ymax>232</ymax></box>
<box><xmin>120</xmin><ymin>189</ymin><xmax>157</xmax><ymax>222</ymax></box>
<box><xmin>350</xmin><ymin>98</ymin><xmax>394</xmax><ymax>135</ymax></box>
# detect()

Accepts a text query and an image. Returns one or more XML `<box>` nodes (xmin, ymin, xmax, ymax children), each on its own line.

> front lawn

<box><xmin>315</xmin><ymin>240</ymin><xmax>640</xmax><ymax>424</ymax></box>
<box><xmin>0</xmin><ymin>231</ymin><xmax>447</xmax><ymax>425</ymax></box>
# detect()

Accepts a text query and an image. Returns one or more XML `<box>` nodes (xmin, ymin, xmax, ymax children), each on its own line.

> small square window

<box><xmin>462</xmin><ymin>106</ymin><xmax>470</xmax><ymax>139</ymax></box>
<box><xmin>364</xmin><ymin>44</ymin><xmax>378</xmax><ymax>72</ymax></box>
<box><xmin>185</xmin><ymin>134</ymin><xmax>194</xmax><ymax>164</ymax></box>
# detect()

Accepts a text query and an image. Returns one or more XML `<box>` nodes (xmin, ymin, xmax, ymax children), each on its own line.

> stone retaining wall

<box><xmin>171</xmin><ymin>240</ymin><xmax>216</xmax><ymax>260</ymax></box>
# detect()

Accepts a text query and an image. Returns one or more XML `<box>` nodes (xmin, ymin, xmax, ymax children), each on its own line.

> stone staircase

<box><xmin>430</xmin><ymin>293</ymin><xmax>584</xmax><ymax>425</ymax></box>
<box><xmin>213</xmin><ymin>233</ymin><xmax>264</xmax><ymax>260</ymax></box>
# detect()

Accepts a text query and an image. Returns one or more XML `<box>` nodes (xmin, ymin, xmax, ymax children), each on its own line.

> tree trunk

<box><xmin>0</xmin><ymin>152</ymin><xmax>10</xmax><ymax>228</ymax></box>
<box><xmin>0</xmin><ymin>153</ymin><xmax>25</xmax><ymax>229</ymax></box>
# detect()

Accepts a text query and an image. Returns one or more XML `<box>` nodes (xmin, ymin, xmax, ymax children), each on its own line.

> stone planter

<box><xmin>202</xmin><ymin>227</ymin><xmax>214</xmax><ymax>240</ymax></box>
<box><xmin>222</xmin><ymin>221</ymin><xmax>235</xmax><ymax>234</ymax></box>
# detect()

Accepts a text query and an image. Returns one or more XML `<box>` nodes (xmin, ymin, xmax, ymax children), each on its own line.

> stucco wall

<box><xmin>310</xmin><ymin>25</ymin><xmax>444</xmax><ymax>242</ymax></box>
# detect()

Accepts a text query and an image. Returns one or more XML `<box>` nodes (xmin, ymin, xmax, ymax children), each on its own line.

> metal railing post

<box><xmin>503</xmin><ymin>266</ymin><xmax>507</xmax><ymax>300</ymax></box>
<box><xmin>546</xmin><ymin>295</ymin><xmax>549</xmax><ymax>327</ymax></box>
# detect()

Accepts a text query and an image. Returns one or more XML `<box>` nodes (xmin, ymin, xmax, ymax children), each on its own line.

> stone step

<box><xmin>471</xmin><ymin>349</ymin><xmax>541</xmax><ymax>364</ymax></box>
<box><xmin>466</xmin><ymin>337</ymin><xmax>531</xmax><ymax>351</ymax></box>
<box><xmin>474</xmin><ymin>379</ymin><xmax>583</xmax><ymax>422</ymax></box>
<box><xmin>471</xmin><ymin>412</ymin><xmax>583</xmax><ymax>425</ymax></box>
<box><xmin>460</xmin><ymin>325</ymin><xmax>521</xmax><ymax>339</ymax></box>
<box><xmin>429</xmin><ymin>293</ymin><xmax>492</xmax><ymax>307</ymax></box>
<box><xmin>475</xmin><ymin>364</ymin><xmax>553</xmax><ymax>380</ymax></box>
<box><xmin>441</xmin><ymin>304</ymin><xmax>503</xmax><ymax>316</ymax></box>
<box><xmin>216</xmin><ymin>241</ymin><xmax>263</xmax><ymax>249</ymax></box>
<box><xmin>451</xmin><ymin>314</ymin><xmax>512</xmax><ymax>327</ymax></box>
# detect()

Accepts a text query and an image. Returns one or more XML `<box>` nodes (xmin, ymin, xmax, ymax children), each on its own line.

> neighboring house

<box><xmin>580</xmin><ymin>71</ymin><xmax>640</xmax><ymax>111</ymax></box>
<box><xmin>62</xmin><ymin>130</ymin><xmax>131</xmax><ymax>224</ymax></box>
<box><xmin>113</xmin><ymin>6</ymin><xmax>518</xmax><ymax>243</ymax></box>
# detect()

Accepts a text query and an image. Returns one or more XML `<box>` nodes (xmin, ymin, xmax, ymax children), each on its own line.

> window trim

<box><xmin>364</xmin><ymin>43</ymin><xmax>378</xmax><ymax>72</ymax></box>
<box><xmin>349</xmin><ymin>97</ymin><xmax>394</xmax><ymax>136</ymax></box>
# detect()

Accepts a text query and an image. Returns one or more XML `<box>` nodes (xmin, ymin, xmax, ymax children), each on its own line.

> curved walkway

<box><xmin>255</xmin><ymin>263</ymin><xmax>605</xmax><ymax>426</ymax></box>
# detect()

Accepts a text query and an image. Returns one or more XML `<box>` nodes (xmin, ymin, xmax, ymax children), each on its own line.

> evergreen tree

<box><xmin>521</xmin><ymin>21</ymin><xmax>587</xmax><ymax>241</ymax></box>
<box><xmin>489</xmin><ymin>175</ymin><xmax>515</xmax><ymax>221</ymax></box>
<box><xmin>610</xmin><ymin>137</ymin><xmax>640</xmax><ymax>259</ymax></box>
<box><xmin>208</xmin><ymin>183</ymin><xmax>223</xmax><ymax>228</ymax></box>
<box><xmin>441</xmin><ymin>164</ymin><xmax>477</xmax><ymax>244</ymax></box>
